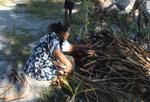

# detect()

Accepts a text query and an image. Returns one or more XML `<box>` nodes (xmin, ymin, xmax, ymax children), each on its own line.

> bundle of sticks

<box><xmin>72</xmin><ymin>29</ymin><xmax>150</xmax><ymax>102</ymax></box>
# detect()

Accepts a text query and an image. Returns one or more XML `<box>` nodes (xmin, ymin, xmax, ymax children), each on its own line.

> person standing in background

<box><xmin>64</xmin><ymin>0</ymin><xmax>74</xmax><ymax>23</ymax></box>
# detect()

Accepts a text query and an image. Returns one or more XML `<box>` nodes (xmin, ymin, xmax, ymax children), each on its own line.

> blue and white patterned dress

<box><xmin>24</xmin><ymin>32</ymin><xmax>60</xmax><ymax>81</ymax></box>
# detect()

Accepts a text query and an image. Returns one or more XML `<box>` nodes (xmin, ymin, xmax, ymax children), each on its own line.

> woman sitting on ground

<box><xmin>64</xmin><ymin>0</ymin><xmax>74</xmax><ymax>22</ymax></box>
<box><xmin>24</xmin><ymin>21</ymin><xmax>91</xmax><ymax>83</ymax></box>
<box><xmin>0</xmin><ymin>21</ymin><xmax>93</xmax><ymax>102</ymax></box>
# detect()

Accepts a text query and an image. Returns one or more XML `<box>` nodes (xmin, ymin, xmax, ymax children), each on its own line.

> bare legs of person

<box><xmin>64</xmin><ymin>9</ymin><xmax>72</xmax><ymax>24</ymax></box>
<box><xmin>64</xmin><ymin>9</ymin><xmax>68</xmax><ymax>22</ymax></box>
<box><xmin>69</xmin><ymin>9</ymin><xmax>72</xmax><ymax>21</ymax></box>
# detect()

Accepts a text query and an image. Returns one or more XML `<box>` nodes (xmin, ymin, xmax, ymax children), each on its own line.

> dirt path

<box><xmin>0</xmin><ymin>2</ymin><xmax>53</xmax><ymax>35</ymax></box>
<box><xmin>0</xmin><ymin>1</ymin><xmax>57</xmax><ymax>102</ymax></box>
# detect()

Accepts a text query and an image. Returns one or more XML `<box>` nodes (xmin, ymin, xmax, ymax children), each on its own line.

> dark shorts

<box><xmin>64</xmin><ymin>1</ymin><xmax>74</xmax><ymax>10</ymax></box>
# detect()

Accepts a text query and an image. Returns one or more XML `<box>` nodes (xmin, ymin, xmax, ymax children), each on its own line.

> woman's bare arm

<box><xmin>62</xmin><ymin>42</ymin><xmax>91</xmax><ymax>52</ymax></box>
<box><xmin>53</xmin><ymin>49</ymin><xmax>73</xmax><ymax>74</ymax></box>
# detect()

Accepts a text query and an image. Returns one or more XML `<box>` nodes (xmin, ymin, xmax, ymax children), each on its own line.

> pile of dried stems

<box><xmin>73</xmin><ymin>29</ymin><xmax>150</xmax><ymax>102</ymax></box>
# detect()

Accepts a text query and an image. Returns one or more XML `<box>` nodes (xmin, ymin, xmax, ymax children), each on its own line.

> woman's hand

<box><xmin>86</xmin><ymin>50</ymin><xmax>96</xmax><ymax>56</ymax></box>
<box><xmin>51</xmin><ymin>69</ymin><xmax>70</xmax><ymax>87</ymax></box>
<box><xmin>85</xmin><ymin>44</ymin><xmax>93</xmax><ymax>49</ymax></box>
<box><xmin>58</xmin><ymin>70</ymin><xmax>69</xmax><ymax>77</ymax></box>
<box><xmin>53</xmin><ymin>49</ymin><xmax>73</xmax><ymax>75</ymax></box>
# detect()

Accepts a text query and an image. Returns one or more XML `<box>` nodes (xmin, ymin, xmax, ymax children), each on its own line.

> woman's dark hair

<box><xmin>48</xmin><ymin>21</ymin><xmax>70</xmax><ymax>34</ymax></box>
<box><xmin>48</xmin><ymin>21</ymin><xmax>70</xmax><ymax>49</ymax></box>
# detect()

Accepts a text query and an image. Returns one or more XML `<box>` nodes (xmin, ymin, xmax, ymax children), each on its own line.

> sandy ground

<box><xmin>0</xmin><ymin>1</ymin><xmax>57</xmax><ymax>102</ymax></box>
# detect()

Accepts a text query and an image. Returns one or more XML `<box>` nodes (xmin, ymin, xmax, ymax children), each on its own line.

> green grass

<box><xmin>26</xmin><ymin>0</ymin><xmax>64</xmax><ymax>19</ymax></box>
<box><xmin>2</xmin><ymin>31</ymin><xmax>36</xmax><ymax>70</ymax></box>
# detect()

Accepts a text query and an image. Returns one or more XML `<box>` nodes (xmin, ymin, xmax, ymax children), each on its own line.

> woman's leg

<box><xmin>69</xmin><ymin>9</ymin><xmax>72</xmax><ymax>21</ymax></box>
<box><xmin>64</xmin><ymin>9</ymin><xmax>68</xmax><ymax>22</ymax></box>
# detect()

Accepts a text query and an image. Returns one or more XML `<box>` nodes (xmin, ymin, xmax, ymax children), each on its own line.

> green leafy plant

<box><xmin>39</xmin><ymin>75</ymin><xmax>99</xmax><ymax>102</ymax></box>
<box><xmin>78</xmin><ymin>0</ymin><xmax>94</xmax><ymax>34</ymax></box>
